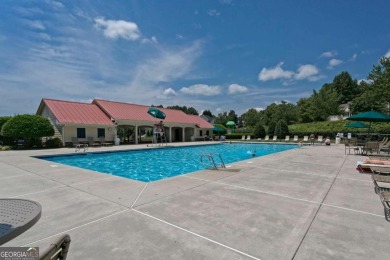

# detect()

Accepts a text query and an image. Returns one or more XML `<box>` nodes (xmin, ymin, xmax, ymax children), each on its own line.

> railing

<box><xmin>200</xmin><ymin>153</ymin><xmax>225</xmax><ymax>170</ymax></box>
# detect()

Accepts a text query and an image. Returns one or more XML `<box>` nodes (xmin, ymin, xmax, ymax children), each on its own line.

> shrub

<box><xmin>2</xmin><ymin>114</ymin><xmax>54</xmax><ymax>148</ymax></box>
<box><xmin>253</xmin><ymin>123</ymin><xmax>266</xmax><ymax>138</ymax></box>
<box><xmin>274</xmin><ymin>119</ymin><xmax>289</xmax><ymax>138</ymax></box>
<box><xmin>225</xmin><ymin>134</ymin><xmax>243</xmax><ymax>140</ymax></box>
<box><xmin>45</xmin><ymin>137</ymin><xmax>63</xmax><ymax>148</ymax></box>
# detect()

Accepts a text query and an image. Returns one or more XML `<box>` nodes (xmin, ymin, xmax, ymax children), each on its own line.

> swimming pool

<box><xmin>41</xmin><ymin>143</ymin><xmax>298</xmax><ymax>182</ymax></box>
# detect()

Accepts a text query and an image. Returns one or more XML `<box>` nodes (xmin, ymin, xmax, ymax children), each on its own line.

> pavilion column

<box><xmin>135</xmin><ymin>125</ymin><xmax>139</xmax><ymax>144</ymax></box>
<box><xmin>168</xmin><ymin>126</ymin><xmax>172</xmax><ymax>143</ymax></box>
<box><xmin>182</xmin><ymin>127</ymin><xmax>185</xmax><ymax>142</ymax></box>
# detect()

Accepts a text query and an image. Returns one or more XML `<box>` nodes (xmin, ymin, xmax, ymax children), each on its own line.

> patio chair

<box><xmin>87</xmin><ymin>137</ymin><xmax>101</xmax><ymax>147</ymax></box>
<box><xmin>99</xmin><ymin>137</ymin><xmax>113</xmax><ymax>146</ymax></box>
<box><xmin>362</xmin><ymin>141</ymin><xmax>380</xmax><ymax>155</ymax></box>
<box><xmin>344</xmin><ymin>142</ymin><xmax>359</xmax><ymax>155</ymax></box>
<box><xmin>317</xmin><ymin>135</ymin><xmax>323</xmax><ymax>144</ymax></box>
<box><xmin>264</xmin><ymin>135</ymin><xmax>269</xmax><ymax>141</ymax></box>
<box><xmin>303</xmin><ymin>136</ymin><xmax>309</xmax><ymax>142</ymax></box>
<box><xmin>246</xmin><ymin>135</ymin><xmax>251</xmax><ymax>140</ymax></box>
<box><xmin>284</xmin><ymin>135</ymin><xmax>290</xmax><ymax>142</ymax></box>
<box><xmin>71</xmin><ymin>137</ymin><xmax>87</xmax><ymax>148</ymax></box>
<box><xmin>39</xmin><ymin>234</ymin><xmax>71</xmax><ymax>260</ymax></box>
<box><xmin>272</xmin><ymin>136</ymin><xmax>277</xmax><ymax>141</ymax></box>
<box><xmin>241</xmin><ymin>135</ymin><xmax>245</xmax><ymax>140</ymax></box>
<box><xmin>371</xmin><ymin>174</ymin><xmax>390</xmax><ymax>194</ymax></box>
<box><xmin>379</xmin><ymin>191</ymin><xmax>390</xmax><ymax>222</ymax></box>
<box><xmin>293</xmin><ymin>135</ymin><xmax>298</xmax><ymax>142</ymax></box>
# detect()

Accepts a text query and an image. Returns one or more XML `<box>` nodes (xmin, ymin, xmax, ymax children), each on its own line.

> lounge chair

<box><xmin>379</xmin><ymin>191</ymin><xmax>390</xmax><ymax>221</ymax></box>
<box><xmin>264</xmin><ymin>135</ymin><xmax>269</xmax><ymax>141</ymax></box>
<box><xmin>303</xmin><ymin>136</ymin><xmax>309</xmax><ymax>142</ymax></box>
<box><xmin>272</xmin><ymin>136</ymin><xmax>277</xmax><ymax>141</ymax></box>
<box><xmin>356</xmin><ymin>161</ymin><xmax>390</xmax><ymax>173</ymax></box>
<box><xmin>246</xmin><ymin>136</ymin><xmax>251</xmax><ymax>140</ymax></box>
<box><xmin>241</xmin><ymin>135</ymin><xmax>246</xmax><ymax>140</ymax></box>
<box><xmin>372</xmin><ymin>174</ymin><xmax>390</xmax><ymax>194</ymax></box>
<box><xmin>99</xmin><ymin>137</ymin><xmax>113</xmax><ymax>146</ymax></box>
<box><xmin>87</xmin><ymin>137</ymin><xmax>100</xmax><ymax>147</ymax></box>
<box><xmin>293</xmin><ymin>135</ymin><xmax>298</xmax><ymax>142</ymax></box>
<box><xmin>317</xmin><ymin>136</ymin><xmax>323</xmax><ymax>144</ymax></box>
<box><xmin>284</xmin><ymin>136</ymin><xmax>290</xmax><ymax>142</ymax></box>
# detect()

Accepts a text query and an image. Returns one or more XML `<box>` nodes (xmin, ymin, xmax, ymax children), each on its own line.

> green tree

<box><xmin>268</xmin><ymin>121</ymin><xmax>276</xmax><ymax>135</ymax></box>
<box><xmin>274</xmin><ymin>119</ymin><xmax>289</xmax><ymax>139</ymax></box>
<box><xmin>166</xmin><ymin>105</ymin><xmax>199</xmax><ymax>115</ymax></box>
<box><xmin>253</xmin><ymin>123</ymin><xmax>266</xmax><ymax>138</ymax></box>
<box><xmin>332</xmin><ymin>71</ymin><xmax>360</xmax><ymax>104</ymax></box>
<box><xmin>202</xmin><ymin>110</ymin><xmax>214</xmax><ymax>117</ymax></box>
<box><xmin>2</xmin><ymin>114</ymin><xmax>54</xmax><ymax>148</ymax></box>
<box><xmin>241</xmin><ymin>108</ymin><xmax>259</xmax><ymax>127</ymax></box>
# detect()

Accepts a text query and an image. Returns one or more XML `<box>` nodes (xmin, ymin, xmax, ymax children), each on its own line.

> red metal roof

<box><xmin>93</xmin><ymin>99</ymin><xmax>213</xmax><ymax>128</ymax></box>
<box><xmin>41</xmin><ymin>99</ymin><xmax>114</xmax><ymax>125</ymax></box>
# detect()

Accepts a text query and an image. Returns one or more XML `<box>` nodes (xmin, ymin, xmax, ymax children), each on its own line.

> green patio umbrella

<box><xmin>212</xmin><ymin>126</ymin><xmax>226</xmax><ymax>134</ymax></box>
<box><xmin>345</xmin><ymin>121</ymin><xmax>370</xmax><ymax>128</ymax></box>
<box><xmin>226</xmin><ymin>121</ymin><xmax>236</xmax><ymax>126</ymax></box>
<box><xmin>347</xmin><ymin>111</ymin><xmax>390</xmax><ymax>140</ymax></box>
<box><xmin>346</xmin><ymin>111</ymin><xmax>390</xmax><ymax>122</ymax></box>
<box><xmin>147</xmin><ymin>107</ymin><xmax>166</xmax><ymax>120</ymax></box>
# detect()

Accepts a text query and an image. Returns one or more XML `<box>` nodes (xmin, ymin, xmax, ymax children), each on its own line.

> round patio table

<box><xmin>0</xmin><ymin>199</ymin><xmax>42</xmax><ymax>245</ymax></box>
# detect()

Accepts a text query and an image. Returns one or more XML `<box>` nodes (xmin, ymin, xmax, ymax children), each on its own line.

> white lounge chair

<box><xmin>241</xmin><ymin>135</ymin><xmax>246</xmax><ymax>140</ymax></box>
<box><xmin>285</xmin><ymin>136</ymin><xmax>290</xmax><ymax>142</ymax></box>
<box><xmin>303</xmin><ymin>136</ymin><xmax>309</xmax><ymax>142</ymax></box>
<box><xmin>293</xmin><ymin>135</ymin><xmax>298</xmax><ymax>142</ymax></box>
<box><xmin>264</xmin><ymin>135</ymin><xmax>269</xmax><ymax>141</ymax></box>
<box><xmin>317</xmin><ymin>135</ymin><xmax>323</xmax><ymax>144</ymax></box>
<box><xmin>272</xmin><ymin>136</ymin><xmax>277</xmax><ymax>141</ymax></box>
<box><xmin>246</xmin><ymin>136</ymin><xmax>251</xmax><ymax>140</ymax></box>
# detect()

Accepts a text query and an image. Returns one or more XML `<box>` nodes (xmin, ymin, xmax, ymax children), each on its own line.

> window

<box><xmin>77</xmin><ymin>128</ymin><xmax>86</xmax><ymax>138</ymax></box>
<box><xmin>200</xmin><ymin>130</ymin><xmax>203</xmax><ymax>136</ymax></box>
<box><xmin>97</xmin><ymin>128</ymin><xmax>105</xmax><ymax>138</ymax></box>
<box><xmin>206</xmin><ymin>130</ymin><xmax>209</xmax><ymax>136</ymax></box>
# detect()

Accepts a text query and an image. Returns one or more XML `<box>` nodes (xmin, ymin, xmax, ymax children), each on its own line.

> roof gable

<box><xmin>93</xmin><ymin>99</ymin><xmax>213</xmax><ymax>128</ymax></box>
<box><xmin>40</xmin><ymin>99</ymin><xmax>114</xmax><ymax>125</ymax></box>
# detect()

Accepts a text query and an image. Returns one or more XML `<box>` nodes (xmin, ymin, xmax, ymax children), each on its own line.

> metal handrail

<box><xmin>200</xmin><ymin>153</ymin><xmax>225</xmax><ymax>170</ymax></box>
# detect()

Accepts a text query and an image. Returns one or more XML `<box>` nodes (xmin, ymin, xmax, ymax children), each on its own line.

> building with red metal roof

<box><xmin>37</xmin><ymin>98</ymin><xmax>214</xmax><ymax>145</ymax></box>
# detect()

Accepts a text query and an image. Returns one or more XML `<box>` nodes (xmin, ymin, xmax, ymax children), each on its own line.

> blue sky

<box><xmin>1</xmin><ymin>0</ymin><xmax>389</xmax><ymax>116</ymax></box>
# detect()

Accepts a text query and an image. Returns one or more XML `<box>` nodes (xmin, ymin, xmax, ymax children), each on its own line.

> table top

<box><xmin>0</xmin><ymin>199</ymin><xmax>42</xmax><ymax>245</ymax></box>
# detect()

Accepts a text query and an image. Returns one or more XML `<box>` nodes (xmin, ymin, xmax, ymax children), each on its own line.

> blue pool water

<box><xmin>41</xmin><ymin>143</ymin><xmax>298</xmax><ymax>182</ymax></box>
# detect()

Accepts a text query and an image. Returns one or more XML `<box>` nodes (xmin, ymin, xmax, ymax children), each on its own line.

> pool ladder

<box><xmin>200</xmin><ymin>153</ymin><xmax>226</xmax><ymax>170</ymax></box>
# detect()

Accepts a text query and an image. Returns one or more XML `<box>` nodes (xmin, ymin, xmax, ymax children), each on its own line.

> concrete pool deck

<box><xmin>1</xmin><ymin>142</ymin><xmax>389</xmax><ymax>259</ymax></box>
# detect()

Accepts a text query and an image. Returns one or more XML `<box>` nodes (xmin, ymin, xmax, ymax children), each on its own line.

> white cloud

<box><xmin>141</xmin><ymin>36</ymin><xmax>158</xmax><ymax>45</ymax></box>
<box><xmin>29</xmin><ymin>20</ymin><xmax>46</xmax><ymax>30</ymax></box>
<box><xmin>258</xmin><ymin>62</ymin><xmax>294</xmax><ymax>81</ymax></box>
<box><xmin>350</xmin><ymin>53</ymin><xmax>357</xmax><ymax>61</ymax></box>
<box><xmin>180</xmin><ymin>84</ymin><xmax>221</xmax><ymax>96</ymax></box>
<box><xmin>228</xmin><ymin>84</ymin><xmax>248</xmax><ymax>94</ymax></box>
<box><xmin>327</xmin><ymin>58</ymin><xmax>343</xmax><ymax>69</ymax></box>
<box><xmin>295</xmin><ymin>64</ymin><xmax>319</xmax><ymax>81</ymax></box>
<box><xmin>46</xmin><ymin>0</ymin><xmax>65</xmax><ymax>10</ymax></box>
<box><xmin>385</xmin><ymin>49</ymin><xmax>390</xmax><ymax>58</ymax></box>
<box><xmin>220</xmin><ymin>0</ymin><xmax>233</xmax><ymax>5</ymax></box>
<box><xmin>94</xmin><ymin>17</ymin><xmax>140</xmax><ymax>40</ymax></box>
<box><xmin>320</xmin><ymin>50</ymin><xmax>338</xmax><ymax>58</ymax></box>
<box><xmin>162</xmin><ymin>88</ymin><xmax>177</xmax><ymax>97</ymax></box>
<box><xmin>208</xmin><ymin>10</ymin><xmax>221</xmax><ymax>16</ymax></box>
